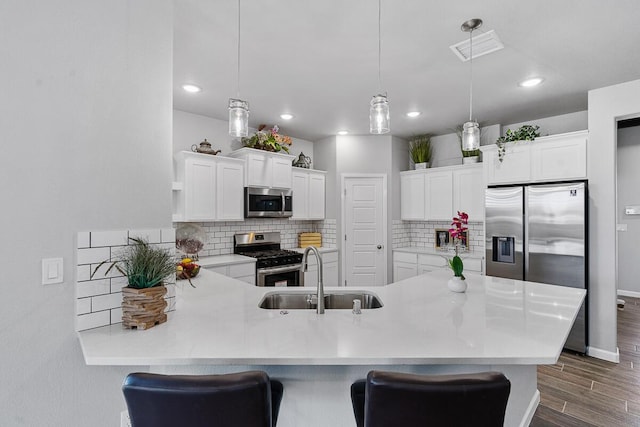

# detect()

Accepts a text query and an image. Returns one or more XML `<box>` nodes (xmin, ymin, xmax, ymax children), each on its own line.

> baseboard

<box><xmin>520</xmin><ymin>389</ymin><xmax>540</xmax><ymax>427</ymax></box>
<box><xmin>587</xmin><ymin>346</ymin><xmax>620</xmax><ymax>363</ymax></box>
<box><xmin>617</xmin><ymin>289</ymin><xmax>640</xmax><ymax>298</ymax></box>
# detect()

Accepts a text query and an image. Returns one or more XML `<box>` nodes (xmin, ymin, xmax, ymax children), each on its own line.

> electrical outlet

<box><xmin>120</xmin><ymin>410</ymin><xmax>131</xmax><ymax>427</ymax></box>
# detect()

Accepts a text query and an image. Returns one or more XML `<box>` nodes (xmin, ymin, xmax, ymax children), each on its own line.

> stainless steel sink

<box><xmin>258</xmin><ymin>291</ymin><xmax>383</xmax><ymax>310</ymax></box>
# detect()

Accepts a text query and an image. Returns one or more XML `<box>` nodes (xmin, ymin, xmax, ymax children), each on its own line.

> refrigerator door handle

<box><xmin>524</xmin><ymin>187</ymin><xmax>529</xmax><ymax>279</ymax></box>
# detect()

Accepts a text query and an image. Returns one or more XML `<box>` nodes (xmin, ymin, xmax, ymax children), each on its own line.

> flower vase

<box><xmin>447</xmin><ymin>276</ymin><xmax>467</xmax><ymax>293</ymax></box>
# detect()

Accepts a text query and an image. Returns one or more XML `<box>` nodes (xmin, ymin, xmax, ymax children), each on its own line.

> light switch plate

<box><xmin>42</xmin><ymin>258</ymin><xmax>63</xmax><ymax>285</ymax></box>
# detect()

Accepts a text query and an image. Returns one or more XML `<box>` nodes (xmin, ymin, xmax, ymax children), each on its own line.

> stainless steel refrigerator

<box><xmin>485</xmin><ymin>181</ymin><xmax>588</xmax><ymax>353</ymax></box>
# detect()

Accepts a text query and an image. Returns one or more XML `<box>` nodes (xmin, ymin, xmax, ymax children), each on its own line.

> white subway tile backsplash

<box><xmin>77</xmin><ymin>279</ymin><xmax>111</xmax><ymax>298</ymax></box>
<box><xmin>92</xmin><ymin>292</ymin><xmax>122</xmax><ymax>311</ymax></box>
<box><xmin>77</xmin><ymin>298</ymin><xmax>91</xmax><ymax>315</ymax></box>
<box><xmin>77</xmin><ymin>311</ymin><xmax>110</xmax><ymax>331</ymax></box>
<box><xmin>77</xmin><ymin>247</ymin><xmax>111</xmax><ymax>265</ymax></box>
<box><xmin>129</xmin><ymin>229</ymin><xmax>161</xmax><ymax>244</ymax></box>
<box><xmin>77</xmin><ymin>232</ymin><xmax>90</xmax><ymax>249</ymax></box>
<box><xmin>76</xmin><ymin>265</ymin><xmax>92</xmax><ymax>282</ymax></box>
<box><xmin>76</xmin><ymin>228</ymin><xmax>175</xmax><ymax>331</ymax></box>
<box><xmin>91</xmin><ymin>230</ymin><xmax>128</xmax><ymax>247</ymax></box>
<box><xmin>111</xmin><ymin>307</ymin><xmax>123</xmax><ymax>324</ymax></box>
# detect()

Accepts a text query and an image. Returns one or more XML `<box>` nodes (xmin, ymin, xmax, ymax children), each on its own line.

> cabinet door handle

<box><xmin>377</xmin><ymin>245</ymin><xmax>383</xmax><ymax>250</ymax></box>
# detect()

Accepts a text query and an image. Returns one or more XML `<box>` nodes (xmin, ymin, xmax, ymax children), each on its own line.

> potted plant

<box><xmin>241</xmin><ymin>124</ymin><xmax>293</xmax><ymax>153</ymax></box>
<box><xmin>447</xmin><ymin>211</ymin><xmax>469</xmax><ymax>293</ymax></box>
<box><xmin>91</xmin><ymin>237</ymin><xmax>176</xmax><ymax>330</ymax></box>
<box><xmin>455</xmin><ymin>125</ymin><xmax>481</xmax><ymax>164</ymax></box>
<box><xmin>409</xmin><ymin>134</ymin><xmax>432</xmax><ymax>169</ymax></box>
<box><xmin>495</xmin><ymin>124</ymin><xmax>541</xmax><ymax>162</ymax></box>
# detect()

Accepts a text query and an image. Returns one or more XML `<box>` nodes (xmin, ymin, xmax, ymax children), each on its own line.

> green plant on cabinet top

<box><xmin>409</xmin><ymin>134</ymin><xmax>432</xmax><ymax>166</ymax></box>
<box><xmin>495</xmin><ymin>124</ymin><xmax>541</xmax><ymax>162</ymax></box>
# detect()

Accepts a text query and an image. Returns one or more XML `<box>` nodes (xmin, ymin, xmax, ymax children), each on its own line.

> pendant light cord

<box><xmin>236</xmin><ymin>0</ymin><xmax>241</xmax><ymax>99</ymax></box>
<box><xmin>468</xmin><ymin>27</ymin><xmax>473</xmax><ymax>122</ymax></box>
<box><xmin>377</xmin><ymin>0</ymin><xmax>382</xmax><ymax>93</ymax></box>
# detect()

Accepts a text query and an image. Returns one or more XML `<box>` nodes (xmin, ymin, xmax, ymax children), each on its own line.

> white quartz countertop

<box><xmin>394</xmin><ymin>246</ymin><xmax>484</xmax><ymax>259</ymax></box>
<box><xmin>78</xmin><ymin>269</ymin><xmax>584</xmax><ymax>367</ymax></box>
<box><xmin>197</xmin><ymin>254</ymin><xmax>256</xmax><ymax>268</ymax></box>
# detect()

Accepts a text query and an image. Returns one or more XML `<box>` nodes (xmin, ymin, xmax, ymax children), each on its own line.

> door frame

<box><xmin>340</xmin><ymin>173</ymin><xmax>388</xmax><ymax>286</ymax></box>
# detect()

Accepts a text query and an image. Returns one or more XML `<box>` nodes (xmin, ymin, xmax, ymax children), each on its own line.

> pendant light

<box><xmin>369</xmin><ymin>0</ymin><xmax>389</xmax><ymax>134</ymax></box>
<box><xmin>229</xmin><ymin>0</ymin><xmax>249</xmax><ymax>137</ymax></box>
<box><xmin>461</xmin><ymin>18</ymin><xmax>483</xmax><ymax>151</ymax></box>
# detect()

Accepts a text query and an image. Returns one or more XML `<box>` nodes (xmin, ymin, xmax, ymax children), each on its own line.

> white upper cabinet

<box><xmin>400</xmin><ymin>164</ymin><xmax>483</xmax><ymax>221</ymax></box>
<box><xmin>228</xmin><ymin>148</ymin><xmax>295</xmax><ymax>189</ymax></box>
<box><xmin>174</xmin><ymin>151</ymin><xmax>245</xmax><ymax>222</ymax></box>
<box><xmin>291</xmin><ymin>168</ymin><xmax>326</xmax><ymax>220</ymax></box>
<box><xmin>400</xmin><ymin>173</ymin><xmax>425</xmax><ymax>220</ymax></box>
<box><xmin>425</xmin><ymin>170</ymin><xmax>454</xmax><ymax>221</ymax></box>
<box><xmin>481</xmin><ymin>130</ymin><xmax>588</xmax><ymax>185</ymax></box>
<box><xmin>453</xmin><ymin>166</ymin><xmax>485</xmax><ymax>221</ymax></box>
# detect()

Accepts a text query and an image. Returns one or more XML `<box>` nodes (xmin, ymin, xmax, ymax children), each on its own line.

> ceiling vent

<box><xmin>450</xmin><ymin>30</ymin><xmax>504</xmax><ymax>62</ymax></box>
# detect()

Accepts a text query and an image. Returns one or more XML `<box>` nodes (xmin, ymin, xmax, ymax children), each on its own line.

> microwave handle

<box><xmin>281</xmin><ymin>192</ymin><xmax>285</xmax><ymax>215</ymax></box>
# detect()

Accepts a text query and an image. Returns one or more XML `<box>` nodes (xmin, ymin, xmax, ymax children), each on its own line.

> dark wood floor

<box><xmin>531</xmin><ymin>297</ymin><xmax>640</xmax><ymax>427</ymax></box>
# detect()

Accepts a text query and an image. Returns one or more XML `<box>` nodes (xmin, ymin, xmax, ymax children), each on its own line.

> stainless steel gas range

<box><xmin>233</xmin><ymin>232</ymin><xmax>304</xmax><ymax>287</ymax></box>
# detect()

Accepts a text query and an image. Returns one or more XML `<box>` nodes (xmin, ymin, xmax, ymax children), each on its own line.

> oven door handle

<box><xmin>258</xmin><ymin>264</ymin><xmax>302</xmax><ymax>276</ymax></box>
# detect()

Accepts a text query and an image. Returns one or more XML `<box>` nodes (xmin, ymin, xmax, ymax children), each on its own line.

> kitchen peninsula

<box><xmin>78</xmin><ymin>269</ymin><xmax>585</xmax><ymax>427</ymax></box>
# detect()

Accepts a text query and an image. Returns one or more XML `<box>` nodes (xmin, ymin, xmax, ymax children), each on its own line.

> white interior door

<box><xmin>343</xmin><ymin>175</ymin><xmax>387</xmax><ymax>286</ymax></box>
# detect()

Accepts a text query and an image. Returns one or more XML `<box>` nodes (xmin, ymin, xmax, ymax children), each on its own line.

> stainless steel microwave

<box><xmin>245</xmin><ymin>187</ymin><xmax>293</xmax><ymax>218</ymax></box>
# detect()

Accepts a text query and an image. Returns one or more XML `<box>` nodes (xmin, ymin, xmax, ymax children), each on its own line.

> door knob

<box><xmin>377</xmin><ymin>245</ymin><xmax>383</xmax><ymax>249</ymax></box>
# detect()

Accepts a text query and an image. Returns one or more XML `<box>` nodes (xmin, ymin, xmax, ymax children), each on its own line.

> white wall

<box><xmin>504</xmin><ymin>110</ymin><xmax>588</xmax><ymax>137</ymax></box>
<box><xmin>0</xmin><ymin>1</ymin><xmax>173</xmax><ymax>425</ymax></box>
<box><xmin>173</xmin><ymin>109</ymin><xmax>315</xmax><ymax>160</ymax></box>
<box><xmin>588</xmin><ymin>79</ymin><xmax>640</xmax><ymax>362</ymax></box>
<box><xmin>616</xmin><ymin>125</ymin><xmax>640</xmax><ymax>295</ymax></box>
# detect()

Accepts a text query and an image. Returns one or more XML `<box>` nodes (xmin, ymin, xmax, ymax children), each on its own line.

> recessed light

<box><xmin>337</xmin><ymin>130</ymin><xmax>349</xmax><ymax>135</ymax></box>
<box><xmin>406</xmin><ymin>111</ymin><xmax>421</xmax><ymax>118</ymax></box>
<box><xmin>182</xmin><ymin>84</ymin><xmax>202</xmax><ymax>93</ymax></box>
<box><xmin>280</xmin><ymin>113</ymin><xmax>294</xmax><ymax>120</ymax></box>
<box><xmin>519</xmin><ymin>77</ymin><xmax>544</xmax><ymax>88</ymax></box>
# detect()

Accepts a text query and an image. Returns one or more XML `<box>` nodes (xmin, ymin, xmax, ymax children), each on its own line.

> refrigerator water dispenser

<box><xmin>492</xmin><ymin>236</ymin><xmax>515</xmax><ymax>263</ymax></box>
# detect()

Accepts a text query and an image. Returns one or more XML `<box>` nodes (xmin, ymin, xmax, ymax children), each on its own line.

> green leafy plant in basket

<box><xmin>495</xmin><ymin>124</ymin><xmax>540</xmax><ymax>162</ymax></box>
<box><xmin>409</xmin><ymin>134</ymin><xmax>432</xmax><ymax>167</ymax></box>
<box><xmin>90</xmin><ymin>237</ymin><xmax>176</xmax><ymax>289</ymax></box>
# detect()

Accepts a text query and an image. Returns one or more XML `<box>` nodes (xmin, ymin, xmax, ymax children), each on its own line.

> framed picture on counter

<box><xmin>435</xmin><ymin>229</ymin><xmax>449</xmax><ymax>248</ymax></box>
<box><xmin>435</xmin><ymin>229</ymin><xmax>469</xmax><ymax>250</ymax></box>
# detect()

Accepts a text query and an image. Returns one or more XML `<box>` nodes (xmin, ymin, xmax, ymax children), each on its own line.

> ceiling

<box><xmin>174</xmin><ymin>0</ymin><xmax>640</xmax><ymax>141</ymax></box>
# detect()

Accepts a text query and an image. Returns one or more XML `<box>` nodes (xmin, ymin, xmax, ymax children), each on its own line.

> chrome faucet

<box><xmin>302</xmin><ymin>246</ymin><xmax>324</xmax><ymax>314</ymax></box>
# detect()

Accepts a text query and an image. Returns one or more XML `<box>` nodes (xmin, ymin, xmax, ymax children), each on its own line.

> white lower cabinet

<box><xmin>393</xmin><ymin>250</ymin><xmax>483</xmax><ymax>282</ymax></box>
<box><xmin>206</xmin><ymin>262</ymin><xmax>256</xmax><ymax>285</ymax></box>
<box><xmin>303</xmin><ymin>250</ymin><xmax>338</xmax><ymax>286</ymax></box>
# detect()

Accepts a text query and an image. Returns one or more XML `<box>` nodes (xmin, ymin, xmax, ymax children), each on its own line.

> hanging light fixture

<box><xmin>461</xmin><ymin>18</ymin><xmax>483</xmax><ymax>151</ymax></box>
<box><xmin>229</xmin><ymin>0</ymin><xmax>249</xmax><ymax>137</ymax></box>
<box><xmin>369</xmin><ymin>0</ymin><xmax>389</xmax><ymax>134</ymax></box>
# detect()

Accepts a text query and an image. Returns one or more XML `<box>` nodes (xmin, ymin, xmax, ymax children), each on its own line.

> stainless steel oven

<box><xmin>257</xmin><ymin>264</ymin><xmax>304</xmax><ymax>287</ymax></box>
<box><xmin>245</xmin><ymin>187</ymin><xmax>293</xmax><ymax>218</ymax></box>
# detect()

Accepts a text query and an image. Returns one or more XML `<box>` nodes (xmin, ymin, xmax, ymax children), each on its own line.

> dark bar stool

<box><xmin>351</xmin><ymin>370</ymin><xmax>510</xmax><ymax>427</ymax></box>
<box><xmin>123</xmin><ymin>370</ymin><xmax>283</xmax><ymax>427</ymax></box>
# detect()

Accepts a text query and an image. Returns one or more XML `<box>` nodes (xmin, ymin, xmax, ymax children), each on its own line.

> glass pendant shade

<box><xmin>369</xmin><ymin>94</ymin><xmax>390</xmax><ymax>134</ymax></box>
<box><xmin>228</xmin><ymin>98</ymin><xmax>249</xmax><ymax>137</ymax></box>
<box><xmin>461</xmin><ymin>121</ymin><xmax>480</xmax><ymax>151</ymax></box>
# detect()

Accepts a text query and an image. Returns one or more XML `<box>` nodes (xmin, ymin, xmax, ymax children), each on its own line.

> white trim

<box><xmin>587</xmin><ymin>346</ymin><xmax>620</xmax><ymax>363</ymax></box>
<box><xmin>340</xmin><ymin>173</ymin><xmax>388</xmax><ymax>287</ymax></box>
<box><xmin>617</xmin><ymin>289</ymin><xmax>640</xmax><ymax>298</ymax></box>
<box><xmin>519</xmin><ymin>390</ymin><xmax>540</xmax><ymax>427</ymax></box>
